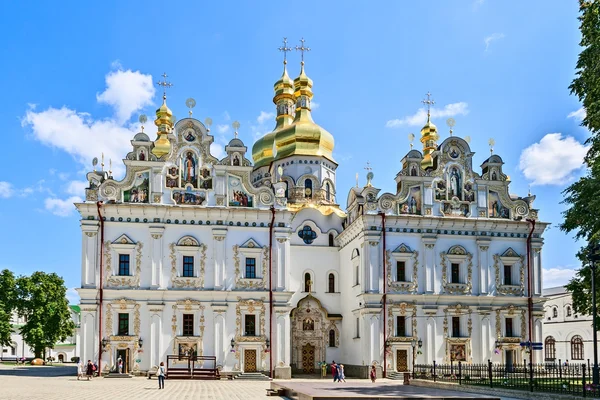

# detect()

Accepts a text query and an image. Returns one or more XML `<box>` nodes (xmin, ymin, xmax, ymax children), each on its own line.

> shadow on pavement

<box><xmin>0</xmin><ymin>365</ymin><xmax>77</xmax><ymax>377</ymax></box>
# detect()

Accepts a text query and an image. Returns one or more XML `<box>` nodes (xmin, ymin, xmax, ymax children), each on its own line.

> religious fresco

<box><xmin>399</xmin><ymin>186</ymin><xmax>421</xmax><ymax>215</ymax></box>
<box><xmin>172</xmin><ymin>187</ymin><xmax>206</xmax><ymax>205</ymax></box>
<box><xmin>489</xmin><ymin>191</ymin><xmax>509</xmax><ymax>219</ymax></box>
<box><xmin>228</xmin><ymin>175</ymin><xmax>253</xmax><ymax>207</ymax></box>
<box><xmin>166</xmin><ymin>166</ymin><xmax>179</xmax><ymax>188</ymax></box>
<box><xmin>463</xmin><ymin>182</ymin><xmax>476</xmax><ymax>203</ymax></box>
<box><xmin>123</xmin><ymin>172</ymin><xmax>149</xmax><ymax>203</ymax></box>
<box><xmin>447</xmin><ymin>166</ymin><xmax>462</xmax><ymax>200</ymax></box>
<box><xmin>178</xmin><ymin>343</ymin><xmax>197</xmax><ymax>357</ymax></box>
<box><xmin>198</xmin><ymin>167</ymin><xmax>213</xmax><ymax>190</ymax></box>
<box><xmin>181</xmin><ymin>151</ymin><xmax>198</xmax><ymax>188</ymax></box>
<box><xmin>450</xmin><ymin>344</ymin><xmax>466</xmax><ymax>361</ymax></box>
<box><xmin>442</xmin><ymin>202</ymin><xmax>470</xmax><ymax>217</ymax></box>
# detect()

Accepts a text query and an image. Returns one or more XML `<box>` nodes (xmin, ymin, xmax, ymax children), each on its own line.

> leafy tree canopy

<box><xmin>0</xmin><ymin>269</ymin><xmax>16</xmax><ymax>347</ymax></box>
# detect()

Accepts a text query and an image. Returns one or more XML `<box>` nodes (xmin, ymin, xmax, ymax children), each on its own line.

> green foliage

<box><xmin>16</xmin><ymin>272</ymin><xmax>75</xmax><ymax>359</ymax></box>
<box><xmin>562</xmin><ymin>1</ymin><xmax>600</xmax><ymax>318</ymax></box>
<box><xmin>0</xmin><ymin>269</ymin><xmax>16</xmax><ymax>347</ymax></box>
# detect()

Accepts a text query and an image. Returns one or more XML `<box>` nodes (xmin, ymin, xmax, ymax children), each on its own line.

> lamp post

<box><xmin>101</xmin><ymin>338</ymin><xmax>108</xmax><ymax>352</ymax></box>
<box><xmin>589</xmin><ymin>242</ymin><xmax>600</xmax><ymax>385</ymax></box>
<box><xmin>138</xmin><ymin>337</ymin><xmax>143</xmax><ymax>349</ymax></box>
<box><xmin>411</xmin><ymin>338</ymin><xmax>422</xmax><ymax>374</ymax></box>
<box><xmin>230</xmin><ymin>338</ymin><xmax>235</xmax><ymax>351</ymax></box>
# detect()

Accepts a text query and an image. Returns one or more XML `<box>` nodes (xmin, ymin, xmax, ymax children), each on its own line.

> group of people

<box><xmin>76</xmin><ymin>360</ymin><xmax>97</xmax><ymax>380</ymax></box>
<box><xmin>330</xmin><ymin>361</ymin><xmax>346</xmax><ymax>382</ymax></box>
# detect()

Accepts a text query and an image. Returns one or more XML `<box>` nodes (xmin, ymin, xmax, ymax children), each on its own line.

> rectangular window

<box><xmin>118</xmin><ymin>313</ymin><xmax>129</xmax><ymax>336</ymax></box>
<box><xmin>504</xmin><ymin>264</ymin><xmax>512</xmax><ymax>285</ymax></box>
<box><xmin>396</xmin><ymin>316</ymin><xmax>406</xmax><ymax>337</ymax></box>
<box><xmin>118</xmin><ymin>254</ymin><xmax>130</xmax><ymax>276</ymax></box>
<box><xmin>396</xmin><ymin>261</ymin><xmax>406</xmax><ymax>282</ymax></box>
<box><xmin>183</xmin><ymin>314</ymin><xmax>194</xmax><ymax>336</ymax></box>
<box><xmin>355</xmin><ymin>264</ymin><xmax>359</xmax><ymax>286</ymax></box>
<box><xmin>183</xmin><ymin>256</ymin><xmax>194</xmax><ymax>277</ymax></box>
<box><xmin>245</xmin><ymin>258</ymin><xmax>256</xmax><ymax>279</ymax></box>
<box><xmin>356</xmin><ymin>317</ymin><xmax>360</xmax><ymax>338</ymax></box>
<box><xmin>451</xmin><ymin>263</ymin><xmax>460</xmax><ymax>284</ymax></box>
<box><xmin>505</xmin><ymin>317</ymin><xmax>514</xmax><ymax>337</ymax></box>
<box><xmin>245</xmin><ymin>314</ymin><xmax>256</xmax><ymax>336</ymax></box>
<box><xmin>452</xmin><ymin>316</ymin><xmax>460</xmax><ymax>337</ymax></box>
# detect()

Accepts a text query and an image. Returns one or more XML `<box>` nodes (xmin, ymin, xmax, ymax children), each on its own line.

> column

<box><xmin>422</xmin><ymin>237</ymin><xmax>437</xmax><ymax>294</ymax></box>
<box><xmin>149</xmin><ymin>305</ymin><xmax>163</xmax><ymax>369</ymax></box>
<box><xmin>426</xmin><ymin>316</ymin><xmax>435</xmax><ymax>364</ymax></box>
<box><xmin>274</xmin><ymin>309</ymin><xmax>291</xmax><ymax>379</ymax></box>
<box><xmin>532</xmin><ymin>244</ymin><xmax>543</xmax><ymax>296</ymax></box>
<box><xmin>274</xmin><ymin>231</ymin><xmax>291</xmax><ymax>291</ymax></box>
<box><xmin>81</xmin><ymin>222</ymin><xmax>99</xmax><ymax>287</ymax></box>
<box><xmin>481</xmin><ymin>314</ymin><xmax>490</xmax><ymax>363</ymax></box>
<box><xmin>213</xmin><ymin>311</ymin><xmax>226</xmax><ymax>366</ymax></box>
<box><xmin>363</xmin><ymin>235</ymin><xmax>380</xmax><ymax>293</ymax></box>
<box><xmin>80</xmin><ymin>307</ymin><xmax>97</xmax><ymax>365</ymax></box>
<box><xmin>477</xmin><ymin>240</ymin><xmax>491</xmax><ymax>295</ymax></box>
<box><xmin>149</xmin><ymin>226</ymin><xmax>164</xmax><ymax>288</ymax></box>
<box><xmin>213</xmin><ymin>228</ymin><xmax>227</xmax><ymax>289</ymax></box>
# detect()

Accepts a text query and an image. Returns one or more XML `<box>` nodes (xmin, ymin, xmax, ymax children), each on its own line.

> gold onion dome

<box><xmin>271</xmin><ymin>63</ymin><xmax>335</xmax><ymax>162</ymax></box>
<box><xmin>420</xmin><ymin>114</ymin><xmax>439</xmax><ymax>169</ymax></box>
<box><xmin>252</xmin><ymin>62</ymin><xmax>296</xmax><ymax>167</ymax></box>
<box><xmin>152</xmin><ymin>94</ymin><xmax>174</xmax><ymax>158</ymax></box>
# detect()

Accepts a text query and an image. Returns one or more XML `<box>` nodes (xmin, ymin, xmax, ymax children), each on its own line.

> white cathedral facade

<box><xmin>76</xmin><ymin>58</ymin><xmax>547</xmax><ymax>378</ymax></box>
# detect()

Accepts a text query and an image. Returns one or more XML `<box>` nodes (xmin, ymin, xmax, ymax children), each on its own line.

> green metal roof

<box><xmin>69</xmin><ymin>305</ymin><xmax>81</xmax><ymax>313</ymax></box>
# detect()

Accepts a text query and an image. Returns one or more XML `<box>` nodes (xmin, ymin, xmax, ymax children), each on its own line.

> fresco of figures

<box><xmin>399</xmin><ymin>186</ymin><xmax>421</xmax><ymax>215</ymax></box>
<box><xmin>123</xmin><ymin>172</ymin><xmax>150</xmax><ymax>203</ymax></box>
<box><xmin>172</xmin><ymin>188</ymin><xmax>206</xmax><ymax>205</ymax></box>
<box><xmin>488</xmin><ymin>191</ymin><xmax>509</xmax><ymax>219</ymax></box>
<box><xmin>181</xmin><ymin>151</ymin><xmax>198</xmax><ymax>188</ymax></box>
<box><xmin>228</xmin><ymin>175</ymin><xmax>253</xmax><ymax>207</ymax></box>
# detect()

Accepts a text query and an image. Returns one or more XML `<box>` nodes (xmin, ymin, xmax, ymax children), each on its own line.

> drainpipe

<box><xmin>379</xmin><ymin>212</ymin><xmax>387</xmax><ymax>378</ymax></box>
<box><xmin>269</xmin><ymin>206</ymin><xmax>275</xmax><ymax>379</ymax></box>
<box><xmin>96</xmin><ymin>201</ymin><xmax>105</xmax><ymax>376</ymax></box>
<box><xmin>526</xmin><ymin>219</ymin><xmax>535</xmax><ymax>371</ymax></box>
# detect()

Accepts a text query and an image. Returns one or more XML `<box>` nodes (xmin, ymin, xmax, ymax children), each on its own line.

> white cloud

<box><xmin>66</xmin><ymin>180</ymin><xmax>88</xmax><ymax>197</ymax></box>
<box><xmin>568</xmin><ymin>107</ymin><xmax>586</xmax><ymax>122</ymax></box>
<box><xmin>66</xmin><ymin>287</ymin><xmax>80</xmax><ymax>305</ymax></box>
<box><xmin>484</xmin><ymin>33</ymin><xmax>505</xmax><ymax>52</ymax></box>
<box><xmin>257</xmin><ymin>111</ymin><xmax>275</xmax><ymax>125</ymax></box>
<box><xmin>519</xmin><ymin>133</ymin><xmax>588</xmax><ymax>185</ymax></box>
<box><xmin>96</xmin><ymin>68</ymin><xmax>155</xmax><ymax>124</ymax></box>
<box><xmin>210</xmin><ymin>143</ymin><xmax>225</xmax><ymax>159</ymax></box>
<box><xmin>386</xmin><ymin>102</ymin><xmax>469</xmax><ymax>128</ymax></box>
<box><xmin>543</xmin><ymin>267</ymin><xmax>576</xmax><ymax>289</ymax></box>
<box><xmin>311</xmin><ymin>102</ymin><xmax>320</xmax><ymax>110</ymax></box>
<box><xmin>58</xmin><ymin>172</ymin><xmax>69</xmax><ymax>181</ymax></box>
<box><xmin>217</xmin><ymin>124</ymin><xmax>230</xmax><ymax>134</ymax></box>
<box><xmin>222</xmin><ymin>111</ymin><xmax>231</xmax><ymax>122</ymax></box>
<box><xmin>0</xmin><ymin>182</ymin><xmax>14</xmax><ymax>198</ymax></box>
<box><xmin>44</xmin><ymin>196</ymin><xmax>82</xmax><ymax>217</ymax></box>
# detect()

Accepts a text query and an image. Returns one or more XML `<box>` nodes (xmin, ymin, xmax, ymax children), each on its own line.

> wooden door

<box><xmin>302</xmin><ymin>344</ymin><xmax>315</xmax><ymax>373</ymax></box>
<box><xmin>396</xmin><ymin>349</ymin><xmax>408</xmax><ymax>372</ymax></box>
<box><xmin>244</xmin><ymin>349</ymin><xmax>257</xmax><ymax>372</ymax></box>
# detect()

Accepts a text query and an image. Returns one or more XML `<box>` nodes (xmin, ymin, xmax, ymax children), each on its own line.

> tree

<box><xmin>0</xmin><ymin>269</ymin><xmax>16</xmax><ymax>347</ymax></box>
<box><xmin>15</xmin><ymin>272</ymin><xmax>75</xmax><ymax>359</ymax></box>
<box><xmin>561</xmin><ymin>1</ymin><xmax>600</xmax><ymax>315</ymax></box>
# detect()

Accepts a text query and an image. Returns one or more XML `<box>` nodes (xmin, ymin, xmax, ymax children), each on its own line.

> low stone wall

<box><xmin>411</xmin><ymin>379</ymin><xmax>584</xmax><ymax>400</ymax></box>
<box><xmin>343</xmin><ymin>364</ymin><xmax>371</xmax><ymax>379</ymax></box>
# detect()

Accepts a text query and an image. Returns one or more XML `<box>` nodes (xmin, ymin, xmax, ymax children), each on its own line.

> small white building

<box><xmin>0</xmin><ymin>306</ymin><xmax>81</xmax><ymax>363</ymax></box>
<box><xmin>542</xmin><ymin>286</ymin><xmax>597</xmax><ymax>364</ymax></box>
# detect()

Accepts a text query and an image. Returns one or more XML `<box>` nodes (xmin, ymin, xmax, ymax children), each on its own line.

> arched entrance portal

<box><xmin>291</xmin><ymin>295</ymin><xmax>340</xmax><ymax>375</ymax></box>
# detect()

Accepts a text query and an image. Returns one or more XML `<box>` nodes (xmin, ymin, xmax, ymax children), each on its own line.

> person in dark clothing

<box><xmin>86</xmin><ymin>360</ymin><xmax>94</xmax><ymax>380</ymax></box>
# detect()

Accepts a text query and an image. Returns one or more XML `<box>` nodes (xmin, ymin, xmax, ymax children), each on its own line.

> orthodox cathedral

<box><xmin>76</xmin><ymin>44</ymin><xmax>547</xmax><ymax>378</ymax></box>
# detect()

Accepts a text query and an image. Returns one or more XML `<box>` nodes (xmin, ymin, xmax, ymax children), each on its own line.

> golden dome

<box><xmin>152</xmin><ymin>94</ymin><xmax>174</xmax><ymax>158</ymax></box>
<box><xmin>420</xmin><ymin>115</ymin><xmax>439</xmax><ymax>169</ymax></box>
<box><xmin>253</xmin><ymin>63</ymin><xmax>296</xmax><ymax>168</ymax></box>
<box><xmin>272</xmin><ymin>63</ymin><xmax>335</xmax><ymax>163</ymax></box>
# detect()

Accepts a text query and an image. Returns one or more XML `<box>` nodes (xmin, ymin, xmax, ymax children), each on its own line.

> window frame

<box><xmin>396</xmin><ymin>315</ymin><xmax>406</xmax><ymax>337</ymax></box>
<box><xmin>118</xmin><ymin>313</ymin><xmax>129</xmax><ymax>336</ymax></box>
<box><xmin>503</xmin><ymin>264</ymin><xmax>512</xmax><ymax>286</ymax></box>
<box><xmin>328</xmin><ymin>273</ymin><xmax>336</xmax><ymax>293</ymax></box>
<box><xmin>545</xmin><ymin>336</ymin><xmax>556</xmax><ymax>361</ymax></box>
<box><xmin>452</xmin><ymin>316</ymin><xmax>460</xmax><ymax>337</ymax></box>
<box><xmin>118</xmin><ymin>254</ymin><xmax>130</xmax><ymax>276</ymax></box>
<box><xmin>182</xmin><ymin>313</ymin><xmax>194</xmax><ymax>336</ymax></box>
<box><xmin>396</xmin><ymin>261</ymin><xmax>406</xmax><ymax>282</ymax></box>
<box><xmin>505</xmin><ymin>317</ymin><xmax>514</xmax><ymax>337</ymax></box>
<box><xmin>451</xmin><ymin>263</ymin><xmax>460</xmax><ymax>284</ymax></box>
<box><xmin>245</xmin><ymin>257</ymin><xmax>256</xmax><ymax>279</ymax></box>
<box><xmin>244</xmin><ymin>314</ymin><xmax>257</xmax><ymax>337</ymax></box>
<box><xmin>328</xmin><ymin>329</ymin><xmax>336</xmax><ymax>347</ymax></box>
<box><xmin>571</xmin><ymin>335</ymin><xmax>584</xmax><ymax>360</ymax></box>
<box><xmin>182</xmin><ymin>255</ymin><xmax>195</xmax><ymax>278</ymax></box>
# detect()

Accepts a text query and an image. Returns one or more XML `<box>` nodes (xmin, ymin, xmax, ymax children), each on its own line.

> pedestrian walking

<box><xmin>118</xmin><ymin>356</ymin><xmax>123</xmax><ymax>374</ymax></box>
<box><xmin>77</xmin><ymin>360</ymin><xmax>84</xmax><ymax>380</ymax></box>
<box><xmin>370</xmin><ymin>365</ymin><xmax>376</xmax><ymax>383</ymax></box>
<box><xmin>157</xmin><ymin>361</ymin><xmax>166</xmax><ymax>389</ymax></box>
<box><xmin>339</xmin><ymin>364</ymin><xmax>346</xmax><ymax>382</ymax></box>
<box><xmin>331</xmin><ymin>361</ymin><xmax>338</xmax><ymax>382</ymax></box>
<box><xmin>335</xmin><ymin>363</ymin><xmax>342</xmax><ymax>383</ymax></box>
<box><xmin>86</xmin><ymin>360</ymin><xmax>94</xmax><ymax>380</ymax></box>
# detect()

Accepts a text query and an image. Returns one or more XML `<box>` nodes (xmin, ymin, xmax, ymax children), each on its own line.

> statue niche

<box><xmin>448</xmin><ymin>167</ymin><xmax>462</xmax><ymax>200</ymax></box>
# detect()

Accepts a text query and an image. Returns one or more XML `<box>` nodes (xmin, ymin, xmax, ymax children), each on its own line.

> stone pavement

<box><xmin>0</xmin><ymin>364</ymin><xmax>526</xmax><ymax>400</ymax></box>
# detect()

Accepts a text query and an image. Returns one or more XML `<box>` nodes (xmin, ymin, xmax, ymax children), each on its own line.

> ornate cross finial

<box><xmin>278</xmin><ymin>37</ymin><xmax>293</xmax><ymax>65</ymax></box>
<box><xmin>232</xmin><ymin>121</ymin><xmax>240</xmax><ymax>139</ymax></box>
<box><xmin>488</xmin><ymin>138</ymin><xmax>495</xmax><ymax>155</ymax></box>
<box><xmin>408</xmin><ymin>133</ymin><xmax>415</xmax><ymax>149</ymax></box>
<box><xmin>422</xmin><ymin>91</ymin><xmax>435</xmax><ymax>118</ymax></box>
<box><xmin>296</xmin><ymin>38</ymin><xmax>311</xmax><ymax>65</ymax></box>
<box><xmin>364</xmin><ymin>161</ymin><xmax>372</xmax><ymax>172</ymax></box>
<box><xmin>156</xmin><ymin>72</ymin><xmax>173</xmax><ymax>98</ymax></box>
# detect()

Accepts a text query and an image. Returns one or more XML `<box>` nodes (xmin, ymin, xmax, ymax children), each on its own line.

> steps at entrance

<box><xmin>234</xmin><ymin>372</ymin><xmax>271</xmax><ymax>381</ymax></box>
<box><xmin>386</xmin><ymin>371</ymin><xmax>407</xmax><ymax>380</ymax></box>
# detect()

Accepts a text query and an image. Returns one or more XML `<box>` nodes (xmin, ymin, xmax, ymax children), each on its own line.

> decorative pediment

<box><xmin>177</xmin><ymin>236</ymin><xmax>200</xmax><ymax>247</ymax></box>
<box><xmin>448</xmin><ymin>245</ymin><xmax>467</xmax><ymax>255</ymax></box>
<box><xmin>392</xmin><ymin>243</ymin><xmax>414</xmax><ymax>253</ymax></box>
<box><xmin>113</xmin><ymin>234</ymin><xmax>136</xmax><ymax>245</ymax></box>
<box><xmin>501</xmin><ymin>247</ymin><xmax>520</xmax><ymax>258</ymax></box>
<box><xmin>240</xmin><ymin>238</ymin><xmax>262</xmax><ymax>248</ymax></box>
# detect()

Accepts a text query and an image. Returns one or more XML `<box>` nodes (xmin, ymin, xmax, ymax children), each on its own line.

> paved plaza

<box><xmin>0</xmin><ymin>364</ymin><xmax>526</xmax><ymax>400</ymax></box>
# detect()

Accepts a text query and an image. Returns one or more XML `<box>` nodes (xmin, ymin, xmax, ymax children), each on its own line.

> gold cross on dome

<box><xmin>278</xmin><ymin>37</ymin><xmax>293</xmax><ymax>65</ymax></box>
<box><xmin>156</xmin><ymin>72</ymin><xmax>173</xmax><ymax>96</ymax></box>
<box><xmin>296</xmin><ymin>38</ymin><xmax>311</xmax><ymax>64</ymax></box>
<box><xmin>422</xmin><ymin>91</ymin><xmax>435</xmax><ymax>117</ymax></box>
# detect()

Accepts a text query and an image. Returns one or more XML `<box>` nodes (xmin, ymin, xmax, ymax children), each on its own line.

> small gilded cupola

<box><xmin>419</xmin><ymin>92</ymin><xmax>439</xmax><ymax>169</ymax></box>
<box><xmin>152</xmin><ymin>73</ymin><xmax>174</xmax><ymax>158</ymax></box>
<box><xmin>252</xmin><ymin>39</ymin><xmax>296</xmax><ymax>168</ymax></box>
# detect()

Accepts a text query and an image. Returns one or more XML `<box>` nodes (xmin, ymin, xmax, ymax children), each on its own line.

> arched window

<box><xmin>566</xmin><ymin>306</ymin><xmax>572</xmax><ymax>317</ymax></box>
<box><xmin>304</xmin><ymin>179</ymin><xmax>312</xmax><ymax>198</ymax></box>
<box><xmin>571</xmin><ymin>335</ymin><xmax>584</xmax><ymax>360</ymax></box>
<box><xmin>544</xmin><ymin>336</ymin><xmax>556</xmax><ymax>361</ymax></box>
<box><xmin>329</xmin><ymin>233</ymin><xmax>335</xmax><ymax>247</ymax></box>
<box><xmin>329</xmin><ymin>329</ymin><xmax>336</xmax><ymax>347</ymax></box>
<box><xmin>552</xmin><ymin>307</ymin><xmax>558</xmax><ymax>318</ymax></box>
<box><xmin>304</xmin><ymin>272</ymin><xmax>312</xmax><ymax>292</ymax></box>
<box><xmin>328</xmin><ymin>273</ymin><xmax>335</xmax><ymax>293</ymax></box>
<box><xmin>326</xmin><ymin>183</ymin><xmax>331</xmax><ymax>201</ymax></box>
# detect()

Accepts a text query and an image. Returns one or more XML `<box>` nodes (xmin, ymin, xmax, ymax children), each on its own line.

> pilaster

<box><xmin>274</xmin><ymin>230</ymin><xmax>292</xmax><ymax>291</ymax></box>
<box><xmin>213</xmin><ymin>228</ymin><xmax>227</xmax><ymax>289</ymax></box>
<box><xmin>149</xmin><ymin>226</ymin><xmax>165</xmax><ymax>288</ymax></box>
<box><xmin>81</xmin><ymin>222</ymin><xmax>99</xmax><ymax>288</ymax></box>
<box><xmin>422</xmin><ymin>236</ymin><xmax>437</xmax><ymax>293</ymax></box>
<box><xmin>148</xmin><ymin>304</ymin><xmax>164</xmax><ymax>368</ymax></box>
<box><xmin>274</xmin><ymin>307</ymin><xmax>292</xmax><ymax>379</ymax></box>
<box><xmin>477</xmin><ymin>239</ymin><xmax>491</xmax><ymax>295</ymax></box>
<box><xmin>363</xmin><ymin>233</ymin><xmax>381</xmax><ymax>293</ymax></box>
<box><xmin>532</xmin><ymin>241</ymin><xmax>543</xmax><ymax>296</ymax></box>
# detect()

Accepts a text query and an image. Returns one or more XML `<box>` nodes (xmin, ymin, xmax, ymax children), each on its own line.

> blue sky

<box><xmin>0</xmin><ymin>0</ymin><xmax>587</xmax><ymax>302</ymax></box>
